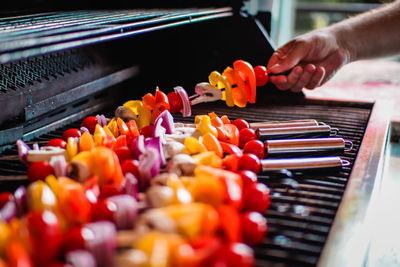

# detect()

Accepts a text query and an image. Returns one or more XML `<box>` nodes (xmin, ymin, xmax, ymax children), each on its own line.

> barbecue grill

<box><xmin>0</xmin><ymin>2</ymin><xmax>389</xmax><ymax>266</ymax></box>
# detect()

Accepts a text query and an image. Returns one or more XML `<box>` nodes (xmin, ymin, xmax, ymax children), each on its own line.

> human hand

<box><xmin>267</xmin><ymin>28</ymin><xmax>350</xmax><ymax>92</ymax></box>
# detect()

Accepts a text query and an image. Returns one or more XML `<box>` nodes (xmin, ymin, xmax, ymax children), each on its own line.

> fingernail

<box><xmin>269</xmin><ymin>64</ymin><xmax>280</xmax><ymax>73</ymax></box>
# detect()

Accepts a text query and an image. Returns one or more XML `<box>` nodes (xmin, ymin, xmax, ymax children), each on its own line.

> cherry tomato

<box><xmin>238</xmin><ymin>153</ymin><xmax>261</xmax><ymax>174</ymax></box>
<box><xmin>99</xmin><ymin>184</ymin><xmax>124</xmax><ymax>199</ymax></box>
<box><xmin>27</xmin><ymin>161</ymin><xmax>55</xmax><ymax>182</ymax></box>
<box><xmin>243</xmin><ymin>140</ymin><xmax>265</xmax><ymax>159</ymax></box>
<box><xmin>62</xmin><ymin>128</ymin><xmax>81</xmax><ymax>141</ymax></box>
<box><xmin>0</xmin><ymin>192</ymin><xmax>11</xmax><ymax>209</ymax></box>
<box><xmin>61</xmin><ymin>226</ymin><xmax>85</xmax><ymax>253</ymax></box>
<box><xmin>240</xmin><ymin>211</ymin><xmax>268</xmax><ymax>246</ymax></box>
<box><xmin>120</xmin><ymin>159</ymin><xmax>140</xmax><ymax>178</ymax></box>
<box><xmin>46</xmin><ymin>138</ymin><xmax>67</xmax><ymax>149</ymax></box>
<box><xmin>213</xmin><ymin>242</ymin><xmax>254</xmax><ymax>267</ymax></box>
<box><xmin>238</xmin><ymin>128</ymin><xmax>256</xmax><ymax>148</ymax></box>
<box><xmin>81</xmin><ymin>116</ymin><xmax>98</xmax><ymax>134</ymax></box>
<box><xmin>238</xmin><ymin>170</ymin><xmax>258</xmax><ymax>189</ymax></box>
<box><xmin>114</xmin><ymin>146</ymin><xmax>133</xmax><ymax>163</ymax></box>
<box><xmin>140</xmin><ymin>125</ymin><xmax>153</xmax><ymax>138</ymax></box>
<box><xmin>254</xmin><ymin>65</ymin><xmax>269</xmax><ymax>87</ymax></box>
<box><xmin>232</xmin><ymin>119</ymin><xmax>250</xmax><ymax>131</ymax></box>
<box><xmin>25</xmin><ymin>210</ymin><xmax>63</xmax><ymax>265</ymax></box>
<box><xmin>242</xmin><ymin>183</ymin><xmax>270</xmax><ymax>213</ymax></box>
<box><xmin>91</xmin><ymin>199</ymin><xmax>115</xmax><ymax>222</ymax></box>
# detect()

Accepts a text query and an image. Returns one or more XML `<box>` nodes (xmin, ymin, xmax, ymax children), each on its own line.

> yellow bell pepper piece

<box><xmin>0</xmin><ymin>222</ymin><xmax>10</xmax><ymax>256</ymax></box>
<box><xmin>192</xmin><ymin>151</ymin><xmax>222</xmax><ymax>168</ymax></box>
<box><xmin>134</xmin><ymin>231</ymin><xmax>185</xmax><ymax>267</ymax></box>
<box><xmin>209</xmin><ymin>71</ymin><xmax>234</xmax><ymax>107</ymax></box>
<box><xmin>167</xmin><ymin>175</ymin><xmax>192</xmax><ymax>205</ymax></box>
<box><xmin>184</xmin><ymin>137</ymin><xmax>206</xmax><ymax>155</ymax></box>
<box><xmin>196</xmin><ymin>115</ymin><xmax>218</xmax><ymax>137</ymax></box>
<box><xmin>107</xmin><ymin>118</ymin><xmax>119</xmax><ymax>137</ymax></box>
<box><xmin>26</xmin><ymin>180</ymin><xmax>57</xmax><ymax>212</ymax></box>
<box><xmin>123</xmin><ymin>100</ymin><xmax>151</xmax><ymax>129</ymax></box>
<box><xmin>66</xmin><ymin>137</ymin><xmax>78</xmax><ymax>161</ymax></box>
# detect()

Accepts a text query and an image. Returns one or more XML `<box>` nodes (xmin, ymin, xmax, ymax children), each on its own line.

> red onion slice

<box><xmin>84</xmin><ymin>221</ymin><xmax>117</xmax><ymax>267</ymax></box>
<box><xmin>0</xmin><ymin>200</ymin><xmax>17</xmax><ymax>223</ymax></box>
<box><xmin>107</xmin><ymin>194</ymin><xmax>138</xmax><ymax>229</ymax></box>
<box><xmin>131</xmin><ymin>135</ymin><xmax>145</xmax><ymax>159</ymax></box>
<box><xmin>50</xmin><ymin>155</ymin><xmax>67</xmax><ymax>177</ymax></box>
<box><xmin>154</xmin><ymin>110</ymin><xmax>175</xmax><ymax>135</ymax></box>
<box><xmin>80</xmin><ymin>127</ymin><xmax>90</xmax><ymax>134</ymax></box>
<box><xmin>138</xmin><ymin>148</ymin><xmax>161</xmax><ymax>188</ymax></box>
<box><xmin>152</xmin><ymin>115</ymin><xmax>166</xmax><ymax>141</ymax></box>
<box><xmin>65</xmin><ymin>249</ymin><xmax>96</xmax><ymax>267</ymax></box>
<box><xmin>96</xmin><ymin>115</ymin><xmax>107</xmax><ymax>127</ymax></box>
<box><xmin>16</xmin><ymin>139</ymin><xmax>30</xmax><ymax>164</ymax></box>
<box><xmin>13</xmin><ymin>185</ymin><xmax>27</xmax><ymax>216</ymax></box>
<box><xmin>124</xmin><ymin>173</ymin><xmax>139</xmax><ymax>201</ymax></box>
<box><xmin>174</xmin><ymin>86</ymin><xmax>191</xmax><ymax>117</ymax></box>
<box><xmin>144</xmin><ymin>137</ymin><xmax>166</xmax><ymax>166</ymax></box>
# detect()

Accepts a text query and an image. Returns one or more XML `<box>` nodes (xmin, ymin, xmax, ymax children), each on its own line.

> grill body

<box><xmin>0</xmin><ymin>5</ymin><xmax>387</xmax><ymax>267</ymax></box>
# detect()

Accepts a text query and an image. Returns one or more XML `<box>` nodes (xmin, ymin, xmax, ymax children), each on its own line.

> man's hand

<box><xmin>267</xmin><ymin>29</ymin><xmax>350</xmax><ymax>92</ymax></box>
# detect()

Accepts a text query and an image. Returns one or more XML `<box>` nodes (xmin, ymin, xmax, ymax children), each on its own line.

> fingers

<box><xmin>267</xmin><ymin>39</ymin><xmax>311</xmax><ymax>74</ymax></box>
<box><xmin>270</xmin><ymin>64</ymin><xmax>325</xmax><ymax>92</ymax></box>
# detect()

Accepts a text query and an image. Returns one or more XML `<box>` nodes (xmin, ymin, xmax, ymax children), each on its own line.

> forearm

<box><xmin>328</xmin><ymin>0</ymin><xmax>400</xmax><ymax>62</ymax></box>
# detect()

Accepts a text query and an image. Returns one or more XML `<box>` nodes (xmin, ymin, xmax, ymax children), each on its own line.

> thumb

<box><xmin>268</xmin><ymin>41</ymin><xmax>311</xmax><ymax>74</ymax></box>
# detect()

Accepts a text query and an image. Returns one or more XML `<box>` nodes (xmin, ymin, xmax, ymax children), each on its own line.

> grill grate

<box><xmin>0</xmin><ymin>101</ymin><xmax>371</xmax><ymax>266</ymax></box>
<box><xmin>0</xmin><ymin>8</ymin><xmax>233</xmax><ymax>63</ymax></box>
<box><xmin>0</xmin><ymin>49</ymin><xmax>94</xmax><ymax>92</ymax></box>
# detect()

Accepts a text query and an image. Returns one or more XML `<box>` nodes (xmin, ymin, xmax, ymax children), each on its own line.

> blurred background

<box><xmin>245</xmin><ymin>0</ymin><xmax>390</xmax><ymax>47</ymax></box>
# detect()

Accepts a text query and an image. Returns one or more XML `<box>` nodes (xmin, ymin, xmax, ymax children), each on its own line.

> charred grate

<box><xmin>0</xmin><ymin>101</ymin><xmax>371</xmax><ymax>266</ymax></box>
<box><xmin>0</xmin><ymin>49</ymin><xmax>94</xmax><ymax>92</ymax></box>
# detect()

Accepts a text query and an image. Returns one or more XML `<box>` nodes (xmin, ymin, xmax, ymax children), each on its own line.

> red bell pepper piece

<box><xmin>218</xmin><ymin>205</ymin><xmax>242</xmax><ymax>242</ymax></box>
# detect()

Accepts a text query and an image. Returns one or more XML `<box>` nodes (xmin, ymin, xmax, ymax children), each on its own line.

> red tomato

<box><xmin>0</xmin><ymin>192</ymin><xmax>11</xmax><ymax>209</ymax></box>
<box><xmin>254</xmin><ymin>65</ymin><xmax>269</xmax><ymax>87</ymax></box>
<box><xmin>114</xmin><ymin>146</ymin><xmax>133</xmax><ymax>163</ymax></box>
<box><xmin>140</xmin><ymin>125</ymin><xmax>153</xmax><ymax>138</ymax></box>
<box><xmin>242</xmin><ymin>183</ymin><xmax>270</xmax><ymax>213</ymax></box>
<box><xmin>243</xmin><ymin>140</ymin><xmax>265</xmax><ymax>159</ymax></box>
<box><xmin>61</xmin><ymin>226</ymin><xmax>85</xmax><ymax>253</ymax></box>
<box><xmin>238</xmin><ymin>153</ymin><xmax>261</xmax><ymax>174</ymax></box>
<box><xmin>25</xmin><ymin>210</ymin><xmax>63</xmax><ymax>265</ymax></box>
<box><xmin>232</xmin><ymin>119</ymin><xmax>250</xmax><ymax>131</ymax></box>
<box><xmin>241</xmin><ymin>211</ymin><xmax>268</xmax><ymax>246</ymax></box>
<box><xmin>46</xmin><ymin>138</ymin><xmax>67</xmax><ymax>149</ymax></box>
<box><xmin>81</xmin><ymin>116</ymin><xmax>98</xmax><ymax>134</ymax></box>
<box><xmin>120</xmin><ymin>159</ymin><xmax>140</xmax><ymax>178</ymax></box>
<box><xmin>26</xmin><ymin>161</ymin><xmax>55</xmax><ymax>182</ymax></box>
<box><xmin>238</xmin><ymin>128</ymin><xmax>256</xmax><ymax>148</ymax></box>
<box><xmin>239</xmin><ymin>170</ymin><xmax>258</xmax><ymax>188</ymax></box>
<box><xmin>212</xmin><ymin>242</ymin><xmax>254</xmax><ymax>267</ymax></box>
<box><xmin>62</xmin><ymin>128</ymin><xmax>81</xmax><ymax>141</ymax></box>
<box><xmin>99</xmin><ymin>184</ymin><xmax>124</xmax><ymax>199</ymax></box>
<box><xmin>91</xmin><ymin>199</ymin><xmax>115</xmax><ymax>222</ymax></box>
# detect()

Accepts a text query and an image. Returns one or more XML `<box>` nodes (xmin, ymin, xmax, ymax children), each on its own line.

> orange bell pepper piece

<box><xmin>91</xmin><ymin>147</ymin><xmax>124</xmax><ymax>188</ymax></box>
<box><xmin>79</xmin><ymin>131</ymin><xmax>95</xmax><ymax>152</ymax></box>
<box><xmin>201</xmin><ymin>133</ymin><xmax>223</xmax><ymax>158</ymax></box>
<box><xmin>223</xmin><ymin>66</ymin><xmax>248</xmax><ymax>107</ymax></box>
<box><xmin>233</xmin><ymin>60</ymin><xmax>256</xmax><ymax>104</ymax></box>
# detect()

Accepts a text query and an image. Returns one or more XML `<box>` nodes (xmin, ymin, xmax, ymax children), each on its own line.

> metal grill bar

<box><xmin>0</xmin><ymin>101</ymin><xmax>371</xmax><ymax>266</ymax></box>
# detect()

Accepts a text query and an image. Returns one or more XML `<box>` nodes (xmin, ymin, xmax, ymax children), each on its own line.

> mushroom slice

<box><xmin>166</xmin><ymin>154</ymin><xmax>197</xmax><ymax>176</ymax></box>
<box><xmin>115</xmin><ymin>106</ymin><xmax>137</xmax><ymax>122</ymax></box>
<box><xmin>189</xmin><ymin>82</ymin><xmax>222</xmax><ymax>105</ymax></box>
<box><xmin>26</xmin><ymin>146</ymin><xmax>66</xmax><ymax>162</ymax></box>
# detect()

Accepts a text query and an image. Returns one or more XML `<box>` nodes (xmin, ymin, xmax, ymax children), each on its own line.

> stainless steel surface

<box><xmin>265</xmin><ymin>137</ymin><xmax>351</xmax><ymax>155</ymax></box>
<box><xmin>257</xmin><ymin>124</ymin><xmax>337</xmax><ymax>139</ymax></box>
<box><xmin>317</xmin><ymin>99</ymin><xmax>390</xmax><ymax>267</ymax></box>
<box><xmin>250</xmin><ymin>119</ymin><xmax>319</xmax><ymax>129</ymax></box>
<box><xmin>261</xmin><ymin>156</ymin><xmax>349</xmax><ymax>171</ymax></box>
